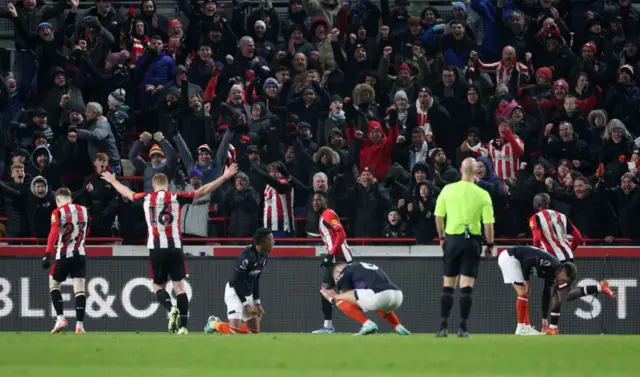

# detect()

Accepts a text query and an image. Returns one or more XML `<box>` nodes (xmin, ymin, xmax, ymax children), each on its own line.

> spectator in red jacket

<box><xmin>347</xmin><ymin>119</ymin><xmax>399</xmax><ymax>182</ymax></box>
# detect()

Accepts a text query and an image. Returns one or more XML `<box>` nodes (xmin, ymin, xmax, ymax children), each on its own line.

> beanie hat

<box><xmin>197</xmin><ymin>144</ymin><xmax>212</xmax><ymax>155</ymax></box>
<box><xmin>108</xmin><ymin>88</ymin><xmax>126</xmax><ymax>108</ymax></box>
<box><xmin>553</xmin><ymin>79</ymin><xmax>569</xmax><ymax>91</ymax></box>
<box><xmin>255</xmin><ymin>20</ymin><xmax>266</xmax><ymax>29</ymax></box>
<box><xmin>331</xmin><ymin>94</ymin><xmax>343</xmax><ymax>103</ymax></box>
<box><xmin>149</xmin><ymin>144</ymin><xmax>165</xmax><ymax>158</ymax></box>
<box><xmin>399</xmin><ymin>63</ymin><xmax>411</xmax><ymax>74</ymax></box>
<box><xmin>236</xmin><ymin>171</ymin><xmax>250</xmax><ymax>184</ymax></box>
<box><xmin>169</xmin><ymin>19</ymin><xmax>182</xmax><ymax>29</ymax></box>
<box><xmin>535</xmin><ymin>67</ymin><xmax>553</xmax><ymax>82</ymax></box>
<box><xmin>621</xmin><ymin>172</ymin><xmax>636</xmax><ymax>183</ymax></box>
<box><xmin>394</xmin><ymin>90</ymin><xmax>408</xmax><ymax>102</ymax></box>
<box><xmin>429</xmin><ymin>147</ymin><xmax>444</xmax><ymax>160</ymax></box>
<box><xmin>452</xmin><ymin>2</ymin><xmax>467</xmax><ymax>13</ymax></box>
<box><xmin>620</xmin><ymin>64</ymin><xmax>635</xmax><ymax>76</ymax></box>
<box><xmin>263</xmin><ymin>77</ymin><xmax>280</xmax><ymax>91</ymax></box>
<box><xmin>230</xmin><ymin>84</ymin><xmax>243</xmax><ymax>94</ymax></box>
<box><xmin>582</xmin><ymin>42</ymin><xmax>597</xmax><ymax>55</ymax></box>
<box><xmin>189</xmin><ymin>169</ymin><xmax>203</xmax><ymax>179</ymax></box>
<box><xmin>360</xmin><ymin>166</ymin><xmax>375</xmax><ymax>175</ymax></box>
<box><xmin>36</xmin><ymin>22</ymin><xmax>52</xmax><ymax>34</ymax></box>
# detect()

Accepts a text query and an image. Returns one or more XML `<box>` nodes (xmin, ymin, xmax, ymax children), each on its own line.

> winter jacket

<box><xmin>336</xmin><ymin>178</ymin><xmax>391</xmax><ymax>237</ymax></box>
<box><xmin>135</xmin><ymin>51</ymin><xmax>176</xmax><ymax>99</ymax></box>
<box><xmin>220</xmin><ymin>186</ymin><xmax>260</xmax><ymax>237</ymax></box>
<box><xmin>26</xmin><ymin>145</ymin><xmax>62</xmax><ymax>191</ymax></box>
<box><xmin>129</xmin><ymin>139</ymin><xmax>178</xmax><ymax>192</ymax></box>
<box><xmin>406</xmin><ymin>180</ymin><xmax>438</xmax><ymax>244</ymax></box>
<box><xmin>0</xmin><ymin>179</ymin><xmax>30</xmax><ymax>237</ymax></box>
<box><xmin>26</xmin><ymin>176</ymin><xmax>55</xmax><ymax>238</ymax></box>
<box><xmin>476</xmin><ymin>156</ymin><xmax>503</xmax><ymax>196</ymax></box>
<box><xmin>347</xmin><ymin>120</ymin><xmax>399</xmax><ymax>182</ymax></box>
<box><xmin>76</xmin><ymin>117</ymin><xmax>121</xmax><ymax>168</ymax></box>
<box><xmin>0</xmin><ymin>0</ymin><xmax>66</xmax><ymax>50</ymax></box>
<box><xmin>180</xmin><ymin>185</ymin><xmax>211</xmax><ymax>237</ymax></box>
<box><xmin>469</xmin><ymin>0</ymin><xmax>503</xmax><ymax>58</ymax></box>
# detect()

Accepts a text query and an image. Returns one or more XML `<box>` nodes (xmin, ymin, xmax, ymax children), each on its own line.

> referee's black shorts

<box><xmin>442</xmin><ymin>235</ymin><xmax>482</xmax><ymax>278</ymax></box>
<box><xmin>50</xmin><ymin>255</ymin><xmax>87</xmax><ymax>282</ymax></box>
<box><xmin>149</xmin><ymin>247</ymin><xmax>188</xmax><ymax>285</ymax></box>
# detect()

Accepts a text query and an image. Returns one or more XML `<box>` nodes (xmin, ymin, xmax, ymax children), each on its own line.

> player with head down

<box><xmin>205</xmin><ymin>228</ymin><xmax>274</xmax><ymax>334</ymax></box>
<box><xmin>320</xmin><ymin>261</ymin><xmax>410</xmax><ymax>335</ymax></box>
<box><xmin>498</xmin><ymin>246</ymin><xmax>616</xmax><ymax>335</ymax></box>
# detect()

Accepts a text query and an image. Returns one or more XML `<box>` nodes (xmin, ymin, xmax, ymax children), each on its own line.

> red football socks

<box><xmin>336</xmin><ymin>300</ymin><xmax>368</xmax><ymax>325</ymax></box>
<box><xmin>377</xmin><ymin>310</ymin><xmax>400</xmax><ymax>326</ymax></box>
<box><xmin>214</xmin><ymin>322</ymin><xmax>248</xmax><ymax>334</ymax></box>
<box><xmin>516</xmin><ymin>294</ymin><xmax>530</xmax><ymax>325</ymax></box>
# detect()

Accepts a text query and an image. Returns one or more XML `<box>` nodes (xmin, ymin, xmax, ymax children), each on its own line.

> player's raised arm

<box><xmin>101</xmin><ymin>171</ymin><xmax>135</xmax><ymax>201</ymax></box>
<box><xmin>567</xmin><ymin>220</ymin><xmax>583</xmax><ymax>250</ymax></box>
<box><xmin>193</xmin><ymin>163</ymin><xmax>238</xmax><ymax>199</ymax></box>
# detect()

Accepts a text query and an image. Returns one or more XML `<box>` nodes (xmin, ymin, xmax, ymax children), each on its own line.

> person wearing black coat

<box><xmin>4</xmin><ymin>175</ymin><xmax>57</xmax><ymax>239</ymax></box>
<box><xmin>0</xmin><ymin>163</ymin><xmax>30</xmax><ymax>239</ymax></box>
<box><xmin>542</xmin><ymin>122</ymin><xmax>593</xmax><ymax>175</ymax></box>
<box><xmin>404</xmin><ymin>180</ymin><xmax>437</xmax><ymax>244</ymax></box>
<box><xmin>453</xmin><ymin>85</ymin><xmax>491</xmax><ymax>143</ymax></box>
<box><xmin>219</xmin><ymin>172</ymin><xmax>260</xmax><ymax>237</ymax></box>
<box><xmin>430</xmin><ymin>68</ymin><xmax>468</xmax><ymax>117</ymax></box>
<box><xmin>382</xmin><ymin>207</ymin><xmax>410</xmax><ymax>238</ymax></box>
<box><xmin>334</xmin><ymin>166</ymin><xmax>392</xmax><ymax>237</ymax></box>
<box><xmin>73</xmin><ymin>155</ymin><xmax>117</xmax><ymax>237</ymax></box>
<box><xmin>406</xmin><ymin>91</ymin><xmax>454</xmax><ymax>159</ymax></box>
<box><xmin>598</xmin><ymin>173</ymin><xmax>640</xmax><ymax>239</ymax></box>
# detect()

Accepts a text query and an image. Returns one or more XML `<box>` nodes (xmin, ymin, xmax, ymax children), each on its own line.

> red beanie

<box><xmin>169</xmin><ymin>19</ymin><xmax>182</xmax><ymax>29</ymax></box>
<box><xmin>399</xmin><ymin>63</ymin><xmax>411</xmax><ymax>74</ymax></box>
<box><xmin>535</xmin><ymin>67</ymin><xmax>553</xmax><ymax>82</ymax></box>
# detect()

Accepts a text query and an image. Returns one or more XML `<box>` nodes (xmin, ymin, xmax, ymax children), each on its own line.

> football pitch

<box><xmin>0</xmin><ymin>333</ymin><xmax>637</xmax><ymax>377</ymax></box>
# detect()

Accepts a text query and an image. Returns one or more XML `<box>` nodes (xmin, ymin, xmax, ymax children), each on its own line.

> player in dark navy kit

<box><xmin>320</xmin><ymin>262</ymin><xmax>411</xmax><ymax>336</ymax></box>
<box><xmin>205</xmin><ymin>228</ymin><xmax>274</xmax><ymax>334</ymax></box>
<box><xmin>498</xmin><ymin>246</ymin><xmax>616</xmax><ymax>336</ymax></box>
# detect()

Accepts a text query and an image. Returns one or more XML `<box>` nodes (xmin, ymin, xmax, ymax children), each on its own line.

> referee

<box><xmin>434</xmin><ymin>158</ymin><xmax>495</xmax><ymax>338</ymax></box>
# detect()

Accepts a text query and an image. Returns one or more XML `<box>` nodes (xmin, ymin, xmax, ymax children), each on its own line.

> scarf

<box><xmin>330</xmin><ymin>110</ymin><xmax>345</xmax><ymax>121</ymax></box>
<box><xmin>226</xmin><ymin>144</ymin><xmax>237</xmax><ymax>167</ymax></box>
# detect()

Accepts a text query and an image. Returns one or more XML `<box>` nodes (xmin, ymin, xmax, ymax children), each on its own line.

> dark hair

<box><xmin>412</xmin><ymin>127</ymin><xmax>425</xmax><ymax>135</ymax></box>
<box><xmin>562</xmin><ymin>262</ymin><xmax>578</xmax><ymax>284</ymax></box>
<box><xmin>314</xmin><ymin>190</ymin><xmax>329</xmax><ymax>201</ymax></box>
<box><xmin>252</xmin><ymin>228</ymin><xmax>272</xmax><ymax>245</ymax></box>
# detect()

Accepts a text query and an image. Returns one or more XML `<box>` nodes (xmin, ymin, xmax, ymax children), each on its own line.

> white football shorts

<box><xmin>224</xmin><ymin>282</ymin><xmax>257</xmax><ymax>322</ymax></box>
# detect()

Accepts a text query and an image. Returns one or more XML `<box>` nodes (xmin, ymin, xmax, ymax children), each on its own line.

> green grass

<box><xmin>0</xmin><ymin>333</ymin><xmax>637</xmax><ymax>377</ymax></box>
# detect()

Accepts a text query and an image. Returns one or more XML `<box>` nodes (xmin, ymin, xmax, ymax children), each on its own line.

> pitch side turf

<box><xmin>0</xmin><ymin>333</ymin><xmax>637</xmax><ymax>377</ymax></box>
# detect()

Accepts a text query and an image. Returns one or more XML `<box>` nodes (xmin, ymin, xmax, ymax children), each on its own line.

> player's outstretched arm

<box><xmin>193</xmin><ymin>163</ymin><xmax>238</xmax><ymax>199</ymax></box>
<box><xmin>101</xmin><ymin>172</ymin><xmax>135</xmax><ymax>201</ymax></box>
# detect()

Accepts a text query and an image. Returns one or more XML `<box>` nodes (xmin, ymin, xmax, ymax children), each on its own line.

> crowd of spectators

<box><xmin>1</xmin><ymin>0</ymin><xmax>640</xmax><ymax>244</ymax></box>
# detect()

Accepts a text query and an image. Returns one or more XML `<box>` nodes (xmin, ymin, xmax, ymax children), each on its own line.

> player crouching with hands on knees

<box><xmin>498</xmin><ymin>246</ymin><xmax>616</xmax><ymax>336</ymax></box>
<box><xmin>205</xmin><ymin>228</ymin><xmax>274</xmax><ymax>334</ymax></box>
<box><xmin>320</xmin><ymin>262</ymin><xmax>410</xmax><ymax>336</ymax></box>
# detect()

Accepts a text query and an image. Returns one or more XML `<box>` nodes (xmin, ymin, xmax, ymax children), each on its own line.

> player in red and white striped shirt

<box><xmin>41</xmin><ymin>188</ymin><xmax>90</xmax><ymax>334</ymax></box>
<box><xmin>488</xmin><ymin>119</ymin><xmax>525</xmax><ymax>182</ymax></box>
<box><xmin>102</xmin><ymin>164</ymin><xmax>237</xmax><ymax>334</ymax></box>
<box><xmin>528</xmin><ymin>193</ymin><xmax>615</xmax><ymax>335</ymax></box>
<box><xmin>312</xmin><ymin>191</ymin><xmax>354</xmax><ymax>333</ymax></box>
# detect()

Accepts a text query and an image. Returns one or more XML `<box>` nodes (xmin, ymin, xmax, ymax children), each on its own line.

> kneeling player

<box><xmin>320</xmin><ymin>262</ymin><xmax>410</xmax><ymax>335</ymax></box>
<box><xmin>41</xmin><ymin>188</ymin><xmax>90</xmax><ymax>334</ymax></box>
<box><xmin>498</xmin><ymin>246</ymin><xmax>616</xmax><ymax>336</ymax></box>
<box><xmin>205</xmin><ymin>228</ymin><xmax>273</xmax><ymax>334</ymax></box>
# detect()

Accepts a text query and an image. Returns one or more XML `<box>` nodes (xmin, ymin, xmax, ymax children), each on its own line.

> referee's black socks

<box><xmin>459</xmin><ymin>287</ymin><xmax>473</xmax><ymax>332</ymax></box>
<box><xmin>155</xmin><ymin>289</ymin><xmax>173</xmax><ymax>311</ymax></box>
<box><xmin>176</xmin><ymin>291</ymin><xmax>189</xmax><ymax>328</ymax></box>
<box><xmin>440</xmin><ymin>287</ymin><xmax>455</xmax><ymax>330</ymax></box>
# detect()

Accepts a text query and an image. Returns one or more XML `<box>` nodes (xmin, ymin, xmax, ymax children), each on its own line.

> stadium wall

<box><xmin>0</xmin><ymin>246</ymin><xmax>638</xmax><ymax>334</ymax></box>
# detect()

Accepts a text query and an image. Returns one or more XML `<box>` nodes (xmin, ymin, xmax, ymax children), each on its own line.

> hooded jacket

<box><xmin>220</xmin><ymin>184</ymin><xmax>260</xmax><ymax>237</ymax></box>
<box><xmin>347</xmin><ymin>120</ymin><xmax>399</xmax><ymax>182</ymax></box>
<box><xmin>476</xmin><ymin>156</ymin><xmax>503</xmax><ymax>196</ymax></box>
<box><xmin>406</xmin><ymin>180</ymin><xmax>438</xmax><ymax>244</ymax></box>
<box><xmin>26</xmin><ymin>145</ymin><xmax>62</xmax><ymax>191</ymax></box>
<box><xmin>27</xmin><ymin>176</ymin><xmax>55</xmax><ymax>238</ymax></box>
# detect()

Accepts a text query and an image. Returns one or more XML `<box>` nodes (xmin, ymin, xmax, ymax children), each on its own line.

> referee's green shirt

<box><xmin>434</xmin><ymin>181</ymin><xmax>494</xmax><ymax>236</ymax></box>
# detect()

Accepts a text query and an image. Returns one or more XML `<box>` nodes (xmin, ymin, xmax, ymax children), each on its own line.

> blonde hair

<box><xmin>152</xmin><ymin>173</ymin><xmax>169</xmax><ymax>188</ymax></box>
